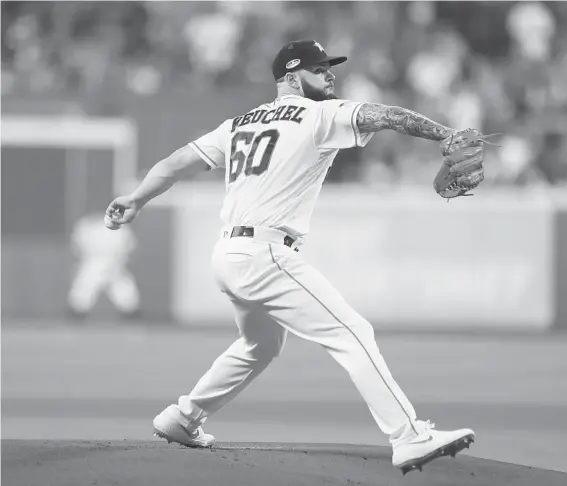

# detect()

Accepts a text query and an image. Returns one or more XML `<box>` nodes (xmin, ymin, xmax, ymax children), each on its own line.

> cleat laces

<box><xmin>417</xmin><ymin>419</ymin><xmax>436</xmax><ymax>434</ymax></box>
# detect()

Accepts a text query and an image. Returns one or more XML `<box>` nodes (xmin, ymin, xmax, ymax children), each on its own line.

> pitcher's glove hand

<box><xmin>433</xmin><ymin>129</ymin><xmax>500</xmax><ymax>199</ymax></box>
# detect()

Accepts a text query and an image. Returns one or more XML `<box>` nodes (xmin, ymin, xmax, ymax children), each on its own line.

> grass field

<box><xmin>3</xmin><ymin>322</ymin><xmax>567</xmax><ymax>474</ymax></box>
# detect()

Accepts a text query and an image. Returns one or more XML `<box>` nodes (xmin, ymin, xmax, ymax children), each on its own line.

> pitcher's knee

<box><xmin>344</xmin><ymin>317</ymin><xmax>377</xmax><ymax>345</ymax></box>
<box><xmin>247</xmin><ymin>339</ymin><xmax>284</xmax><ymax>362</ymax></box>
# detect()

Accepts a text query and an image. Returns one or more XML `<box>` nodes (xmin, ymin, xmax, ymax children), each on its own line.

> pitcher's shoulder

<box><xmin>320</xmin><ymin>99</ymin><xmax>359</xmax><ymax>109</ymax></box>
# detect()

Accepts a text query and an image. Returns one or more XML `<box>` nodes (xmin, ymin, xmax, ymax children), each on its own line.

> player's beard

<box><xmin>300</xmin><ymin>78</ymin><xmax>337</xmax><ymax>101</ymax></box>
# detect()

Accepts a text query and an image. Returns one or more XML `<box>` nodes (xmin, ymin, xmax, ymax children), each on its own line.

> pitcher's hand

<box><xmin>104</xmin><ymin>196</ymin><xmax>140</xmax><ymax>230</ymax></box>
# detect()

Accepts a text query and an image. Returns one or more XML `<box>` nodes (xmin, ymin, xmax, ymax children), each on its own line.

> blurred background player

<box><xmin>67</xmin><ymin>212</ymin><xmax>140</xmax><ymax>321</ymax></box>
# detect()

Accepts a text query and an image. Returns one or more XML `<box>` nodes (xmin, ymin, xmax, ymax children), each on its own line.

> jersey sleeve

<box><xmin>314</xmin><ymin>100</ymin><xmax>374</xmax><ymax>150</ymax></box>
<box><xmin>188</xmin><ymin>120</ymin><xmax>231</xmax><ymax>169</ymax></box>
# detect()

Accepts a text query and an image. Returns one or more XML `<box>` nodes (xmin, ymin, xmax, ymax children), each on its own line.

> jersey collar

<box><xmin>275</xmin><ymin>94</ymin><xmax>303</xmax><ymax>102</ymax></box>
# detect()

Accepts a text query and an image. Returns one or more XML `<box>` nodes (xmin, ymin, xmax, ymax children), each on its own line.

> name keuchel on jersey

<box><xmin>231</xmin><ymin>105</ymin><xmax>307</xmax><ymax>133</ymax></box>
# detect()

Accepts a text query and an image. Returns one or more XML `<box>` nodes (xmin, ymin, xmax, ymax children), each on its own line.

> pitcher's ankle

<box><xmin>390</xmin><ymin>421</ymin><xmax>412</xmax><ymax>445</ymax></box>
<box><xmin>176</xmin><ymin>400</ymin><xmax>207</xmax><ymax>429</ymax></box>
<box><xmin>390</xmin><ymin>419</ymin><xmax>432</xmax><ymax>447</ymax></box>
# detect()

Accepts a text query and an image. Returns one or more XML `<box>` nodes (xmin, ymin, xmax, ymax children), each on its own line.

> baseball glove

<box><xmin>433</xmin><ymin>129</ymin><xmax>500</xmax><ymax>199</ymax></box>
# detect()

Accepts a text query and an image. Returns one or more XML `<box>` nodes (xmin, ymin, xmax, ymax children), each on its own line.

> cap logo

<box><xmin>286</xmin><ymin>59</ymin><xmax>301</xmax><ymax>69</ymax></box>
<box><xmin>313</xmin><ymin>41</ymin><xmax>325</xmax><ymax>52</ymax></box>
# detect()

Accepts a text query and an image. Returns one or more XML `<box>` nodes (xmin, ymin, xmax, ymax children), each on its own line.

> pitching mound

<box><xmin>3</xmin><ymin>440</ymin><xmax>565</xmax><ymax>486</ymax></box>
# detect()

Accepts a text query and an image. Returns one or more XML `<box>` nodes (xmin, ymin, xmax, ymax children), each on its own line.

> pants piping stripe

<box><xmin>269</xmin><ymin>244</ymin><xmax>417</xmax><ymax>435</ymax></box>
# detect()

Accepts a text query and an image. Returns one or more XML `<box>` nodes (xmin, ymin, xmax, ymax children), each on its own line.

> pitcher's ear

<box><xmin>285</xmin><ymin>71</ymin><xmax>301</xmax><ymax>89</ymax></box>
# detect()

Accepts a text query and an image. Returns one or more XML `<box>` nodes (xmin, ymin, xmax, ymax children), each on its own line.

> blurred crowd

<box><xmin>2</xmin><ymin>1</ymin><xmax>567</xmax><ymax>188</ymax></box>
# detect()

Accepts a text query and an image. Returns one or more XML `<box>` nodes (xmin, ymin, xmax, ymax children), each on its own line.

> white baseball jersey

<box><xmin>189</xmin><ymin>94</ymin><xmax>374</xmax><ymax>238</ymax></box>
<box><xmin>170</xmin><ymin>95</ymin><xmax>421</xmax><ymax>445</ymax></box>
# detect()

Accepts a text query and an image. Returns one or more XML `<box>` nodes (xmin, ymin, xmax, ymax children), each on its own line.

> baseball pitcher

<box><xmin>105</xmin><ymin>40</ymin><xmax>492</xmax><ymax>474</ymax></box>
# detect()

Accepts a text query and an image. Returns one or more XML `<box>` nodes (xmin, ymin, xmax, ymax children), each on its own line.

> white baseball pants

<box><xmin>177</xmin><ymin>227</ymin><xmax>417</xmax><ymax>439</ymax></box>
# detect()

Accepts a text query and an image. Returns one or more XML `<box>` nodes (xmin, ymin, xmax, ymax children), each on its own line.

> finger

<box><xmin>106</xmin><ymin>202</ymin><xmax>119</xmax><ymax>216</ymax></box>
<box><xmin>106</xmin><ymin>203</ymin><xmax>126</xmax><ymax>219</ymax></box>
<box><xmin>104</xmin><ymin>214</ymin><xmax>122</xmax><ymax>230</ymax></box>
<box><xmin>106</xmin><ymin>208</ymin><xmax>119</xmax><ymax>220</ymax></box>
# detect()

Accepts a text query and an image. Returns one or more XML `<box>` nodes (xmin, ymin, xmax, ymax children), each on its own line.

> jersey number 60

<box><xmin>229</xmin><ymin>129</ymin><xmax>280</xmax><ymax>183</ymax></box>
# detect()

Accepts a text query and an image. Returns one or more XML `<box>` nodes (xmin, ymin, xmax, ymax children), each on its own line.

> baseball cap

<box><xmin>272</xmin><ymin>40</ymin><xmax>347</xmax><ymax>80</ymax></box>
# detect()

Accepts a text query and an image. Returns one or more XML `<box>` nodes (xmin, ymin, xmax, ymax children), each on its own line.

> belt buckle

<box><xmin>231</xmin><ymin>226</ymin><xmax>254</xmax><ymax>238</ymax></box>
<box><xmin>241</xmin><ymin>227</ymin><xmax>254</xmax><ymax>237</ymax></box>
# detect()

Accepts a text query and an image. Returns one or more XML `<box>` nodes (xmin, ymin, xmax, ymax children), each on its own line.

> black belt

<box><xmin>230</xmin><ymin>226</ymin><xmax>298</xmax><ymax>251</ymax></box>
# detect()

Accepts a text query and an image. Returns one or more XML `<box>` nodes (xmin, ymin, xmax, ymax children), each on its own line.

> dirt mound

<box><xmin>3</xmin><ymin>440</ymin><xmax>566</xmax><ymax>486</ymax></box>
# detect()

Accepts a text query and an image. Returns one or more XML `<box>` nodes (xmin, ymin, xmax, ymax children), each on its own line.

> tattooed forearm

<box><xmin>356</xmin><ymin>103</ymin><xmax>453</xmax><ymax>141</ymax></box>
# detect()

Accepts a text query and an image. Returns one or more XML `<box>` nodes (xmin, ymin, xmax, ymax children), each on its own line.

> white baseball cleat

<box><xmin>153</xmin><ymin>404</ymin><xmax>215</xmax><ymax>448</ymax></box>
<box><xmin>392</xmin><ymin>420</ymin><xmax>474</xmax><ymax>475</ymax></box>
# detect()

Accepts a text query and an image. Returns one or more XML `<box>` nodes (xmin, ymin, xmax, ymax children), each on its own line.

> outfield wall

<box><xmin>1</xmin><ymin>207</ymin><xmax>173</xmax><ymax>322</ymax></box>
<box><xmin>552</xmin><ymin>192</ymin><xmax>567</xmax><ymax>330</ymax></box>
<box><xmin>164</xmin><ymin>183</ymin><xmax>559</xmax><ymax>331</ymax></box>
<box><xmin>3</xmin><ymin>181</ymin><xmax>565</xmax><ymax>331</ymax></box>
